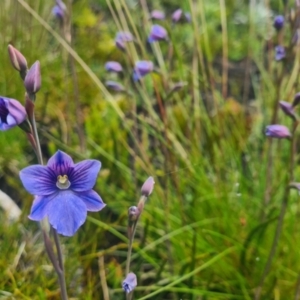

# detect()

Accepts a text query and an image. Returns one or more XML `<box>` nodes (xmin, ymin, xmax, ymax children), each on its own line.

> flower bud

<box><xmin>148</xmin><ymin>24</ymin><xmax>168</xmax><ymax>43</ymax></box>
<box><xmin>170</xmin><ymin>82</ymin><xmax>187</xmax><ymax>93</ymax></box>
<box><xmin>0</xmin><ymin>97</ymin><xmax>27</xmax><ymax>131</ymax></box>
<box><xmin>24</xmin><ymin>61</ymin><xmax>41</xmax><ymax>95</ymax></box>
<box><xmin>150</xmin><ymin>10</ymin><xmax>165</xmax><ymax>20</ymax></box>
<box><xmin>7</xmin><ymin>45</ymin><xmax>28</xmax><ymax>77</ymax></box>
<box><xmin>172</xmin><ymin>9</ymin><xmax>183</xmax><ymax>23</ymax></box>
<box><xmin>122</xmin><ymin>272</ymin><xmax>137</xmax><ymax>293</ymax></box>
<box><xmin>279</xmin><ymin>101</ymin><xmax>296</xmax><ymax>120</ymax></box>
<box><xmin>105</xmin><ymin>61</ymin><xmax>123</xmax><ymax>73</ymax></box>
<box><xmin>273</xmin><ymin>15</ymin><xmax>284</xmax><ymax>31</ymax></box>
<box><xmin>141</xmin><ymin>176</ymin><xmax>155</xmax><ymax>197</ymax></box>
<box><xmin>128</xmin><ymin>206</ymin><xmax>140</xmax><ymax>222</ymax></box>
<box><xmin>265</xmin><ymin>124</ymin><xmax>291</xmax><ymax>139</ymax></box>
<box><xmin>292</xmin><ymin>92</ymin><xmax>300</xmax><ymax>107</ymax></box>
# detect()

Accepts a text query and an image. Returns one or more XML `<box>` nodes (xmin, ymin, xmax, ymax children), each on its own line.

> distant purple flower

<box><xmin>52</xmin><ymin>0</ymin><xmax>66</xmax><ymax>19</ymax></box>
<box><xmin>105</xmin><ymin>81</ymin><xmax>125</xmax><ymax>92</ymax></box>
<box><xmin>0</xmin><ymin>97</ymin><xmax>27</xmax><ymax>131</ymax></box>
<box><xmin>185</xmin><ymin>12</ymin><xmax>192</xmax><ymax>23</ymax></box>
<box><xmin>172</xmin><ymin>9</ymin><xmax>183</xmax><ymax>23</ymax></box>
<box><xmin>265</xmin><ymin>124</ymin><xmax>291</xmax><ymax>139</ymax></box>
<box><xmin>150</xmin><ymin>10</ymin><xmax>165</xmax><ymax>20</ymax></box>
<box><xmin>279</xmin><ymin>101</ymin><xmax>296</xmax><ymax>119</ymax></box>
<box><xmin>122</xmin><ymin>272</ymin><xmax>137</xmax><ymax>293</ymax></box>
<box><xmin>133</xmin><ymin>61</ymin><xmax>154</xmax><ymax>81</ymax></box>
<box><xmin>19</xmin><ymin>150</ymin><xmax>105</xmax><ymax>236</ymax></box>
<box><xmin>115</xmin><ymin>31</ymin><xmax>134</xmax><ymax>50</ymax></box>
<box><xmin>105</xmin><ymin>61</ymin><xmax>123</xmax><ymax>73</ymax></box>
<box><xmin>275</xmin><ymin>45</ymin><xmax>286</xmax><ymax>61</ymax></box>
<box><xmin>273</xmin><ymin>15</ymin><xmax>284</xmax><ymax>31</ymax></box>
<box><xmin>148</xmin><ymin>24</ymin><xmax>168</xmax><ymax>43</ymax></box>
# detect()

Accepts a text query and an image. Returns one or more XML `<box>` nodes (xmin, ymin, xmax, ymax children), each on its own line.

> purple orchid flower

<box><xmin>0</xmin><ymin>97</ymin><xmax>27</xmax><ymax>131</ymax></box>
<box><xmin>133</xmin><ymin>61</ymin><xmax>154</xmax><ymax>81</ymax></box>
<box><xmin>265</xmin><ymin>124</ymin><xmax>291</xmax><ymax>139</ymax></box>
<box><xmin>275</xmin><ymin>45</ymin><xmax>286</xmax><ymax>61</ymax></box>
<box><xmin>150</xmin><ymin>10</ymin><xmax>165</xmax><ymax>20</ymax></box>
<box><xmin>148</xmin><ymin>24</ymin><xmax>168</xmax><ymax>43</ymax></box>
<box><xmin>122</xmin><ymin>272</ymin><xmax>137</xmax><ymax>293</ymax></box>
<box><xmin>19</xmin><ymin>150</ymin><xmax>106</xmax><ymax>236</ymax></box>
<box><xmin>105</xmin><ymin>61</ymin><xmax>123</xmax><ymax>73</ymax></box>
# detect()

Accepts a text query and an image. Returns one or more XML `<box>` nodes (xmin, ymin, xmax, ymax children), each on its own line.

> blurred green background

<box><xmin>1</xmin><ymin>0</ymin><xmax>300</xmax><ymax>299</ymax></box>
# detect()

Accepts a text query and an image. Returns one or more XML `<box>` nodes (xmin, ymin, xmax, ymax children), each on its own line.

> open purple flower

<box><xmin>133</xmin><ymin>61</ymin><xmax>154</xmax><ymax>81</ymax></box>
<box><xmin>19</xmin><ymin>150</ymin><xmax>105</xmax><ymax>236</ymax></box>
<box><xmin>148</xmin><ymin>25</ymin><xmax>168</xmax><ymax>43</ymax></box>
<box><xmin>0</xmin><ymin>97</ymin><xmax>27</xmax><ymax>131</ymax></box>
<box><xmin>275</xmin><ymin>45</ymin><xmax>286</xmax><ymax>61</ymax></box>
<box><xmin>265</xmin><ymin>124</ymin><xmax>291</xmax><ymax>139</ymax></box>
<box><xmin>105</xmin><ymin>61</ymin><xmax>123</xmax><ymax>73</ymax></box>
<box><xmin>172</xmin><ymin>9</ymin><xmax>183</xmax><ymax>23</ymax></box>
<box><xmin>122</xmin><ymin>272</ymin><xmax>137</xmax><ymax>293</ymax></box>
<box><xmin>52</xmin><ymin>0</ymin><xmax>67</xmax><ymax>19</ymax></box>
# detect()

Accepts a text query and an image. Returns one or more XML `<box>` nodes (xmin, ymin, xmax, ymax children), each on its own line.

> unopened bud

<box><xmin>8</xmin><ymin>45</ymin><xmax>28</xmax><ymax>78</ymax></box>
<box><xmin>141</xmin><ymin>176</ymin><xmax>155</xmax><ymax>197</ymax></box>
<box><xmin>128</xmin><ymin>206</ymin><xmax>140</xmax><ymax>222</ymax></box>
<box><xmin>292</xmin><ymin>92</ymin><xmax>300</xmax><ymax>107</ymax></box>
<box><xmin>24</xmin><ymin>61</ymin><xmax>41</xmax><ymax>96</ymax></box>
<box><xmin>265</xmin><ymin>124</ymin><xmax>291</xmax><ymax>139</ymax></box>
<box><xmin>279</xmin><ymin>101</ymin><xmax>297</xmax><ymax>120</ymax></box>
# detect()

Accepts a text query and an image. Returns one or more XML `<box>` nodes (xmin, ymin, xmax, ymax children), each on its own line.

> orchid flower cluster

<box><xmin>3</xmin><ymin>42</ymin><xmax>155</xmax><ymax>298</ymax></box>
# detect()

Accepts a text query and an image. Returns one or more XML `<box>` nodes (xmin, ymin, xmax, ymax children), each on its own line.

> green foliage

<box><xmin>1</xmin><ymin>0</ymin><xmax>300</xmax><ymax>299</ymax></box>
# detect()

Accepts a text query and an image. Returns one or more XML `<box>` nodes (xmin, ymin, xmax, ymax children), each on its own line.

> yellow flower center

<box><xmin>56</xmin><ymin>175</ymin><xmax>71</xmax><ymax>189</ymax></box>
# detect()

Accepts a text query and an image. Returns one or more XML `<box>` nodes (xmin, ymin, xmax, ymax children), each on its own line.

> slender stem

<box><xmin>31</xmin><ymin>113</ymin><xmax>43</xmax><ymax>165</ymax></box>
<box><xmin>255</xmin><ymin>121</ymin><xmax>298</xmax><ymax>300</ymax></box>
<box><xmin>53</xmin><ymin>229</ymin><xmax>64</xmax><ymax>273</ymax></box>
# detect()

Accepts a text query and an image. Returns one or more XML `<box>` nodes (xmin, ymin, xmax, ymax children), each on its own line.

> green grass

<box><xmin>1</xmin><ymin>0</ymin><xmax>300</xmax><ymax>299</ymax></box>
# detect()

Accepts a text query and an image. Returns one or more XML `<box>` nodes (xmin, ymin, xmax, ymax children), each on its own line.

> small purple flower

<box><xmin>279</xmin><ymin>101</ymin><xmax>296</xmax><ymax>119</ymax></box>
<box><xmin>0</xmin><ymin>97</ymin><xmax>27</xmax><ymax>131</ymax></box>
<box><xmin>265</xmin><ymin>124</ymin><xmax>291</xmax><ymax>139</ymax></box>
<box><xmin>24</xmin><ymin>61</ymin><xmax>41</xmax><ymax>95</ymax></box>
<box><xmin>148</xmin><ymin>24</ymin><xmax>168</xmax><ymax>43</ymax></box>
<box><xmin>128</xmin><ymin>206</ymin><xmax>140</xmax><ymax>222</ymax></box>
<box><xmin>105</xmin><ymin>61</ymin><xmax>123</xmax><ymax>73</ymax></box>
<box><xmin>273</xmin><ymin>15</ymin><xmax>284</xmax><ymax>31</ymax></box>
<box><xmin>275</xmin><ymin>45</ymin><xmax>286</xmax><ymax>61</ymax></box>
<box><xmin>133</xmin><ymin>61</ymin><xmax>154</xmax><ymax>81</ymax></box>
<box><xmin>115</xmin><ymin>31</ymin><xmax>134</xmax><ymax>50</ymax></box>
<box><xmin>150</xmin><ymin>10</ymin><xmax>165</xmax><ymax>20</ymax></box>
<box><xmin>19</xmin><ymin>150</ymin><xmax>105</xmax><ymax>236</ymax></box>
<box><xmin>52</xmin><ymin>0</ymin><xmax>67</xmax><ymax>19</ymax></box>
<box><xmin>172</xmin><ymin>9</ymin><xmax>183</xmax><ymax>23</ymax></box>
<box><xmin>105</xmin><ymin>81</ymin><xmax>125</xmax><ymax>92</ymax></box>
<box><xmin>122</xmin><ymin>272</ymin><xmax>137</xmax><ymax>293</ymax></box>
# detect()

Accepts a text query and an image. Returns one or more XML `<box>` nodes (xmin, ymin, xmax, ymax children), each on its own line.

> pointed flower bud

<box><xmin>172</xmin><ymin>9</ymin><xmax>183</xmax><ymax>23</ymax></box>
<box><xmin>105</xmin><ymin>81</ymin><xmax>125</xmax><ymax>92</ymax></box>
<box><xmin>133</xmin><ymin>61</ymin><xmax>154</xmax><ymax>81</ymax></box>
<box><xmin>279</xmin><ymin>101</ymin><xmax>296</xmax><ymax>120</ymax></box>
<box><xmin>265</xmin><ymin>124</ymin><xmax>291</xmax><ymax>139</ymax></box>
<box><xmin>141</xmin><ymin>176</ymin><xmax>155</xmax><ymax>197</ymax></box>
<box><xmin>24</xmin><ymin>61</ymin><xmax>41</xmax><ymax>95</ymax></box>
<box><xmin>273</xmin><ymin>15</ymin><xmax>284</xmax><ymax>31</ymax></box>
<box><xmin>148</xmin><ymin>25</ymin><xmax>168</xmax><ymax>43</ymax></box>
<box><xmin>115</xmin><ymin>31</ymin><xmax>134</xmax><ymax>50</ymax></box>
<box><xmin>122</xmin><ymin>272</ymin><xmax>137</xmax><ymax>293</ymax></box>
<box><xmin>275</xmin><ymin>45</ymin><xmax>286</xmax><ymax>61</ymax></box>
<box><xmin>170</xmin><ymin>82</ymin><xmax>187</xmax><ymax>93</ymax></box>
<box><xmin>105</xmin><ymin>61</ymin><xmax>123</xmax><ymax>73</ymax></box>
<box><xmin>292</xmin><ymin>92</ymin><xmax>300</xmax><ymax>107</ymax></box>
<box><xmin>150</xmin><ymin>10</ymin><xmax>165</xmax><ymax>20</ymax></box>
<box><xmin>128</xmin><ymin>206</ymin><xmax>140</xmax><ymax>222</ymax></box>
<box><xmin>8</xmin><ymin>45</ymin><xmax>28</xmax><ymax>76</ymax></box>
<box><xmin>0</xmin><ymin>97</ymin><xmax>27</xmax><ymax>131</ymax></box>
